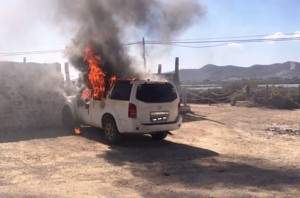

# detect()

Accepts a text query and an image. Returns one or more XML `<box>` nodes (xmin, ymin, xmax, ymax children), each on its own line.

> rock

<box><xmin>235</xmin><ymin>101</ymin><xmax>257</xmax><ymax>107</ymax></box>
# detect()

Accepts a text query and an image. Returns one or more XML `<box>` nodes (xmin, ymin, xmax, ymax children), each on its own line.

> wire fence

<box><xmin>180</xmin><ymin>84</ymin><xmax>300</xmax><ymax>106</ymax></box>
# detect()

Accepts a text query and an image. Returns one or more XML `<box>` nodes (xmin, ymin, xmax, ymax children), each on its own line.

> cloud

<box><xmin>264</xmin><ymin>31</ymin><xmax>300</xmax><ymax>41</ymax></box>
<box><xmin>228</xmin><ymin>42</ymin><xmax>244</xmax><ymax>49</ymax></box>
<box><xmin>293</xmin><ymin>31</ymin><xmax>300</xmax><ymax>38</ymax></box>
<box><xmin>264</xmin><ymin>32</ymin><xmax>287</xmax><ymax>40</ymax></box>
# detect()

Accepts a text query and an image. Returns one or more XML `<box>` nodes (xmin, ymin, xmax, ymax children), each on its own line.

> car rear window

<box><xmin>136</xmin><ymin>83</ymin><xmax>177</xmax><ymax>103</ymax></box>
<box><xmin>110</xmin><ymin>81</ymin><xmax>132</xmax><ymax>101</ymax></box>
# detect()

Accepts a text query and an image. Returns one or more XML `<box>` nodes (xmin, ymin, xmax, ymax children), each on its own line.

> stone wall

<box><xmin>0</xmin><ymin>61</ymin><xmax>66</xmax><ymax>129</ymax></box>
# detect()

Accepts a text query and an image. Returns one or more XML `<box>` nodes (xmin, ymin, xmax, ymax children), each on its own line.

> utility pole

<box><xmin>142</xmin><ymin>37</ymin><xmax>146</xmax><ymax>71</ymax></box>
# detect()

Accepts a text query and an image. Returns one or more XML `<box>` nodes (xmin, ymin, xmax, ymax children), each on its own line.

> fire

<box><xmin>84</xmin><ymin>47</ymin><xmax>106</xmax><ymax>100</ymax></box>
<box><xmin>74</xmin><ymin>127</ymin><xmax>81</xmax><ymax>135</ymax></box>
<box><xmin>109</xmin><ymin>76</ymin><xmax>117</xmax><ymax>89</ymax></box>
<box><xmin>81</xmin><ymin>88</ymin><xmax>92</xmax><ymax>100</ymax></box>
<box><xmin>83</xmin><ymin>47</ymin><xmax>117</xmax><ymax>100</ymax></box>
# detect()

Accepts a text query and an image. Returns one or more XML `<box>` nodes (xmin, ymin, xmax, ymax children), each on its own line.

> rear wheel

<box><xmin>103</xmin><ymin>117</ymin><xmax>122</xmax><ymax>144</ymax></box>
<box><xmin>151</xmin><ymin>131</ymin><xmax>168</xmax><ymax>140</ymax></box>
<box><xmin>62</xmin><ymin>106</ymin><xmax>77</xmax><ymax>131</ymax></box>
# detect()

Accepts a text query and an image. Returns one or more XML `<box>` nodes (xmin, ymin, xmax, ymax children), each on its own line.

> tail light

<box><xmin>128</xmin><ymin>103</ymin><xmax>137</xmax><ymax>118</ymax></box>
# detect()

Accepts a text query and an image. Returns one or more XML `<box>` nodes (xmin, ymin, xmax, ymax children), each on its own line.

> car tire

<box><xmin>103</xmin><ymin>117</ymin><xmax>122</xmax><ymax>144</ymax></box>
<box><xmin>62</xmin><ymin>106</ymin><xmax>77</xmax><ymax>131</ymax></box>
<box><xmin>151</xmin><ymin>131</ymin><xmax>168</xmax><ymax>140</ymax></box>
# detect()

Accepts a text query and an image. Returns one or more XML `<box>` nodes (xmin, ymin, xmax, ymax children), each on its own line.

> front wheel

<box><xmin>151</xmin><ymin>131</ymin><xmax>168</xmax><ymax>140</ymax></box>
<box><xmin>103</xmin><ymin>117</ymin><xmax>122</xmax><ymax>144</ymax></box>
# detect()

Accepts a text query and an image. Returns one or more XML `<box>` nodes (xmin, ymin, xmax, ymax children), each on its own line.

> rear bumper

<box><xmin>116</xmin><ymin>115</ymin><xmax>182</xmax><ymax>134</ymax></box>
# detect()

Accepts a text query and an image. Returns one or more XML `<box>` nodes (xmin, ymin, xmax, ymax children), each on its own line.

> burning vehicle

<box><xmin>62</xmin><ymin>47</ymin><xmax>182</xmax><ymax>144</ymax></box>
<box><xmin>57</xmin><ymin>0</ymin><xmax>203</xmax><ymax>144</ymax></box>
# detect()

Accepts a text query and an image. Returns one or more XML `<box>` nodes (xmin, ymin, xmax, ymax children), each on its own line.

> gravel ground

<box><xmin>0</xmin><ymin>104</ymin><xmax>299</xmax><ymax>197</ymax></box>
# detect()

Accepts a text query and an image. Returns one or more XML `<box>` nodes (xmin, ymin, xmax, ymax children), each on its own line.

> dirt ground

<box><xmin>0</xmin><ymin>104</ymin><xmax>299</xmax><ymax>197</ymax></box>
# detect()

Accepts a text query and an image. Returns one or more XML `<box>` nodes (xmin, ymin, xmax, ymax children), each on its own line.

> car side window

<box><xmin>110</xmin><ymin>82</ymin><xmax>132</xmax><ymax>101</ymax></box>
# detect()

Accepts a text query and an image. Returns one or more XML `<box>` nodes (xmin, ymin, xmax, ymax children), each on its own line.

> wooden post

<box><xmin>174</xmin><ymin>57</ymin><xmax>180</xmax><ymax>91</ymax></box>
<box><xmin>208</xmin><ymin>89</ymin><xmax>211</xmax><ymax>105</ymax></box>
<box><xmin>142</xmin><ymin>37</ymin><xmax>146</xmax><ymax>71</ymax></box>
<box><xmin>158</xmin><ymin>64</ymin><xmax>162</xmax><ymax>75</ymax></box>
<box><xmin>183</xmin><ymin>87</ymin><xmax>187</xmax><ymax>106</ymax></box>
<box><xmin>245</xmin><ymin>85</ymin><xmax>250</xmax><ymax>101</ymax></box>
<box><xmin>157</xmin><ymin>64</ymin><xmax>161</xmax><ymax>75</ymax></box>
<box><xmin>266</xmin><ymin>84</ymin><xmax>269</xmax><ymax>101</ymax></box>
<box><xmin>298</xmin><ymin>85</ymin><xmax>300</xmax><ymax>98</ymax></box>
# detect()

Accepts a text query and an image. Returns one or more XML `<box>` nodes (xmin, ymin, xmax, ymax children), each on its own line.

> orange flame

<box><xmin>74</xmin><ymin>127</ymin><xmax>81</xmax><ymax>135</ymax></box>
<box><xmin>84</xmin><ymin>47</ymin><xmax>106</xmax><ymax>100</ymax></box>
<box><xmin>81</xmin><ymin>88</ymin><xmax>92</xmax><ymax>100</ymax></box>
<box><xmin>109</xmin><ymin>76</ymin><xmax>117</xmax><ymax>89</ymax></box>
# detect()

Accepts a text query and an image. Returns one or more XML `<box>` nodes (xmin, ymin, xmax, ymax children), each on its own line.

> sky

<box><xmin>0</xmin><ymin>0</ymin><xmax>299</xmax><ymax>76</ymax></box>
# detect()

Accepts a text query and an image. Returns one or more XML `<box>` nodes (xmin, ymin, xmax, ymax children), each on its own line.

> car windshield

<box><xmin>136</xmin><ymin>83</ymin><xmax>177</xmax><ymax>103</ymax></box>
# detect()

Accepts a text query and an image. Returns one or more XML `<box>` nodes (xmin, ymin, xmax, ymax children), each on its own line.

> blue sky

<box><xmin>0</xmin><ymin>0</ymin><xmax>299</xmax><ymax>75</ymax></box>
<box><xmin>153</xmin><ymin>0</ymin><xmax>300</xmax><ymax>71</ymax></box>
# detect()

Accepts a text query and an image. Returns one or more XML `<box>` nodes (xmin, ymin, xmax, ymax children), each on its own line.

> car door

<box><xmin>76</xmin><ymin>88</ymin><xmax>93</xmax><ymax>125</ymax></box>
<box><xmin>133</xmin><ymin>82</ymin><xmax>179</xmax><ymax>124</ymax></box>
<box><xmin>90</xmin><ymin>81</ymin><xmax>132</xmax><ymax>128</ymax></box>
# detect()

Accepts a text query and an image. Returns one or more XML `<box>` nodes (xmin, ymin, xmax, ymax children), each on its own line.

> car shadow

<box><xmin>77</xmin><ymin>126</ymin><xmax>107</xmax><ymax>144</ymax></box>
<box><xmin>182</xmin><ymin>112</ymin><xmax>225</xmax><ymax>125</ymax></box>
<box><xmin>95</xmin><ymin>135</ymin><xmax>299</xmax><ymax>197</ymax></box>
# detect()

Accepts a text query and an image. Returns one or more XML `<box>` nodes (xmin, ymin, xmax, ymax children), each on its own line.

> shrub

<box><xmin>266</xmin><ymin>90</ymin><xmax>299</xmax><ymax>109</ymax></box>
<box><xmin>250</xmin><ymin>87</ymin><xmax>299</xmax><ymax>109</ymax></box>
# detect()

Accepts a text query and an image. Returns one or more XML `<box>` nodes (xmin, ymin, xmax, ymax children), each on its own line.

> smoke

<box><xmin>0</xmin><ymin>62</ymin><xmax>66</xmax><ymax>129</ymax></box>
<box><xmin>0</xmin><ymin>0</ymin><xmax>203</xmax><ymax>130</ymax></box>
<box><xmin>54</xmin><ymin>0</ymin><xmax>204</xmax><ymax>78</ymax></box>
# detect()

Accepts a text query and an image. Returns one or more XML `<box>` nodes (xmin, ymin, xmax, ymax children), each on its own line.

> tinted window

<box><xmin>110</xmin><ymin>82</ymin><xmax>132</xmax><ymax>101</ymax></box>
<box><xmin>136</xmin><ymin>83</ymin><xmax>177</xmax><ymax>103</ymax></box>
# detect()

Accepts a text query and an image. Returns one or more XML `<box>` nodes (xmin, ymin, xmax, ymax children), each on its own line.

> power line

<box><xmin>146</xmin><ymin>32</ymin><xmax>299</xmax><ymax>42</ymax></box>
<box><xmin>0</xmin><ymin>50</ymin><xmax>63</xmax><ymax>56</ymax></box>
<box><xmin>1</xmin><ymin>33</ymin><xmax>300</xmax><ymax>56</ymax></box>
<box><xmin>146</xmin><ymin>37</ymin><xmax>300</xmax><ymax>45</ymax></box>
<box><xmin>148</xmin><ymin>37</ymin><xmax>300</xmax><ymax>48</ymax></box>
<box><xmin>156</xmin><ymin>43</ymin><xmax>229</xmax><ymax>49</ymax></box>
<box><xmin>122</xmin><ymin>32</ymin><xmax>300</xmax><ymax>45</ymax></box>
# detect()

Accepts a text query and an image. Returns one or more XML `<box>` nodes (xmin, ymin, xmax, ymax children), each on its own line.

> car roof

<box><xmin>117</xmin><ymin>79</ymin><xmax>169</xmax><ymax>84</ymax></box>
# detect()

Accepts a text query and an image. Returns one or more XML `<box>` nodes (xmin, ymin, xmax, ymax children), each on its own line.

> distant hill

<box><xmin>178</xmin><ymin>61</ymin><xmax>300</xmax><ymax>82</ymax></box>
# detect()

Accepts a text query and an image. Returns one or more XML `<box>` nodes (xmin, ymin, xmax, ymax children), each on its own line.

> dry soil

<box><xmin>0</xmin><ymin>104</ymin><xmax>299</xmax><ymax>197</ymax></box>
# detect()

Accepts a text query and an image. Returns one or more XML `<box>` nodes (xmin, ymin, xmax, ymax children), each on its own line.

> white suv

<box><xmin>62</xmin><ymin>80</ymin><xmax>182</xmax><ymax>144</ymax></box>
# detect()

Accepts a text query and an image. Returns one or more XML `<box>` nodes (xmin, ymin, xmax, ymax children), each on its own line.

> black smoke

<box><xmin>55</xmin><ymin>0</ymin><xmax>204</xmax><ymax>78</ymax></box>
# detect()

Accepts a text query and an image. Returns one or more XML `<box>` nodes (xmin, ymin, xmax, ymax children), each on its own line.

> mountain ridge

<box><xmin>178</xmin><ymin>61</ymin><xmax>300</xmax><ymax>82</ymax></box>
